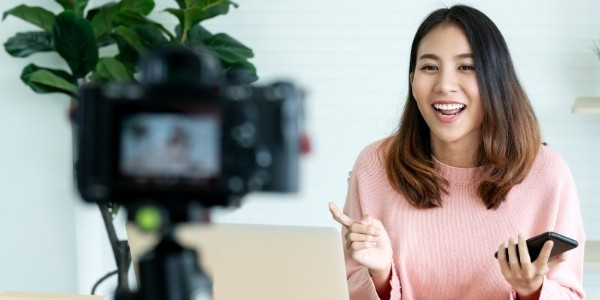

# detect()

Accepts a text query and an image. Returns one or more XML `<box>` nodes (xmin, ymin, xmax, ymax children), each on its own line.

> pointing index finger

<box><xmin>328</xmin><ymin>202</ymin><xmax>354</xmax><ymax>228</ymax></box>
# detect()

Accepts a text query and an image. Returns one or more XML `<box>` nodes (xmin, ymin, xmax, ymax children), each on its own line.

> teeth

<box><xmin>433</xmin><ymin>103</ymin><xmax>465</xmax><ymax>110</ymax></box>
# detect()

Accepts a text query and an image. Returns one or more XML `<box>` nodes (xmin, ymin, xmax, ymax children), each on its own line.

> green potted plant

<box><xmin>3</xmin><ymin>0</ymin><xmax>258</xmax><ymax>293</ymax></box>
<box><xmin>3</xmin><ymin>0</ymin><xmax>257</xmax><ymax>99</ymax></box>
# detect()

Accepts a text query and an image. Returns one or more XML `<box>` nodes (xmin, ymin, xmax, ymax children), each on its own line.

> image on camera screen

<box><xmin>119</xmin><ymin>113</ymin><xmax>221</xmax><ymax>185</ymax></box>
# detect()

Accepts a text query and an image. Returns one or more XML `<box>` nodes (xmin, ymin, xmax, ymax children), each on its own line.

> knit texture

<box><xmin>342</xmin><ymin>139</ymin><xmax>586</xmax><ymax>300</ymax></box>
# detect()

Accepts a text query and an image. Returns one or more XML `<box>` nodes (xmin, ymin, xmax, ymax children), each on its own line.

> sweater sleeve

<box><xmin>342</xmin><ymin>145</ymin><xmax>402</xmax><ymax>300</ymax></box>
<box><xmin>510</xmin><ymin>151</ymin><xmax>586</xmax><ymax>300</ymax></box>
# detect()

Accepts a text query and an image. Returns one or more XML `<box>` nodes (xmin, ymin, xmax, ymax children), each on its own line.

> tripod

<box><xmin>115</xmin><ymin>204</ymin><xmax>213</xmax><ymax>300</ymax></box>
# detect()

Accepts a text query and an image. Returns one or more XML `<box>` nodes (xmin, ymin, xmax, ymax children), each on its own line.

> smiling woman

<box><xmin>329</xmin><ymin>4</ymin><xmax>585</xmax><ymax>300</ymax></box>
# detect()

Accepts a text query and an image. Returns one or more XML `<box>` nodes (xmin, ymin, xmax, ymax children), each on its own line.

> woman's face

<box><xmin>411</xmin><ymin>24</ymin><xmax>483</xmax><ymax>149</ymax></box>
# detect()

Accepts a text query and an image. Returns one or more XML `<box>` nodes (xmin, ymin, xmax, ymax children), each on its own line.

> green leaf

<box><xmin>21</xmin><ymin>63</ymin><xmax>74</xmax><ymax>84</ymax></box>
<box><xmin>119</xmin><ymin>0</ymin><xmax>155</xmax><ymax>16</ymax></box>
<box><xmin>97</xmin><ymin>34</ymin><xmax>117</xmax><ymax>48</ymax></box>
<box><xmin>114</xmin><ymin>9</ymin><xmax>154</xmax><ymax>26</ymax></box>
<box><xmin>89</xmin><ymin>0</ymin><xmax>154</xmax><ymax>39</ymax></box>
<box><xmin>135</xmin><ymin>25</ymin><xmax>171</xmax><ymax>50</ymax></box>
<box><xmin>4</xmin><ymin>31</ymin><xmax>53</xmax><ymax>57</ymax></box>
<box><xmin>29</xmin><ymin>70</ymin><xmax>78</xmax><ymax>95</ymax></box>
<box><xmin>53</xmin><ymin>11</ymin><xmax>99</xmax><ymax>78</ymax></box>
<box><xmin>174</xmin><ymin>0</ymin><xmax>186</xmax><ymax>9</ymax></box>
<box><xmin>86</xmin><ymin>2</ymin><xmax>116</xmax><ymax>20</ymax></box>
<box><xmin>29</xmin><ymin>70</ymin><xmax>77</xmax><ymax>97</ymax></box>
<box><xmin>55</xmin><ymin>0</ymin><xmax>89</xmax><ymax>15</ymax></box>
<box><xmin>223</xmin><ymin>59</ymin><xmax>258</xmax><ymax>83</ymax></box>
<box><xmin>175</xmin><ymin>0</ymin><xmax>235</xmax><ymax>10</ymax></box>
<box><xmin>115</xmin><ymin>24</ymin><xmax>170</xmax><ymax>72</ymax></box>
<box><xmin>91</xmin><ymin>57</ymin><xmax>134</xmax><ymax>83</ymax></box>
<box><xmin>115</xmin><ymin>38</ymin><xmax>140</xmax><ymax>72</ymax></box>
<box><xmin>2</xmin><ymin>5</ymin><xmax>56</xmax><ymax>33</ymax></box>
<box><xmin>114</xmin><ymin>10</ymin><xmax>174</xmax><ymax>41</ymax></box>
<box><xmin>197</xmin><ymin>0</ymin><xmax>236</xmax><ymax>20</ymax></box>
<box><xmin>90</xmin><ymin>3</ymin><xmax>120</xmax><ymax>40</ymax></box>
<box><xmin>204</xmin><ymin>33</ymin><xmax>253</xmax><ymax>64</ymax></box>
<box><xmin>182</xmin><ymin>24</ymin><xmax>213</xmax><ymax>46</ymax></box>
<box><xmin>114</xmin><ymin>26</ymin><xmax>148</xmax><ymax>53</ymax></box>
<box><xmin>165</xmin><ymin>0</ymin><xmax>235</xmax><ymax>33</ymax></box>
<box><xmin>21</xmin><ymin>64</ymin><xmax>77</xmax><ymax>96</ymax></box>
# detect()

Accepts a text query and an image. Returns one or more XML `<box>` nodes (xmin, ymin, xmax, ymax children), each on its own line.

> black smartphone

<box><xmin>494</xmin><ymin>231</ymin><xmax>578</xmax><ymax>261</ymax></box>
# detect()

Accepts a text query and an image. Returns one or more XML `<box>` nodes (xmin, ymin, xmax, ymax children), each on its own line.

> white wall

<box><xmin>0</xmin><ymin>0</ymin><xmax>79</xmax><ymax>294</ymax></box>
<box><xmin>0</xmin><ymin>0</ymin><xmax>598</xmax><ymax>296</ymax></box>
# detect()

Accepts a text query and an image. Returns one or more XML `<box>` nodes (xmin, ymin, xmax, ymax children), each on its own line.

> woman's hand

<box><xmin>497</xmin><ymin>234</ymin><xmax>567</xmax><ymax>298</ymax></box>
<box><xmin>329</xmin><ymin>202</ymin><xmax>393</xmax><ymax>280</ymax></box>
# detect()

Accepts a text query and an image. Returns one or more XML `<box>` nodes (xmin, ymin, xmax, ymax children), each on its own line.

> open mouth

<box><xmin>433</xmin><ymin>103</ymin><xmax>466</xmax><ymax>116</ymax></box>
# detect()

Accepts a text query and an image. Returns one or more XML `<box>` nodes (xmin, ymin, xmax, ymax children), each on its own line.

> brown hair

<box><xmin>384</xmin><ymin>5</ymin><xmax>541</xmax><ymax>209</ymax></box>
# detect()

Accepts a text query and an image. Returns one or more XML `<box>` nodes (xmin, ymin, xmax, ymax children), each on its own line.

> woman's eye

<box><xmin>421</xmin><ymin>65</ymin><xmax>438</xmax><ymax>71</ymax></box>
<box><xmin>459</xmin><ymin>65</ymin><xmax>475</xmax><ymax>71</ymax></box>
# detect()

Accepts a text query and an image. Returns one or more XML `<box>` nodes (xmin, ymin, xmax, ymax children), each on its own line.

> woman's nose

<box><xmin>434</xmin><ymin>69</ymin><xmax>459</xmax><ymax>94</ymax></box>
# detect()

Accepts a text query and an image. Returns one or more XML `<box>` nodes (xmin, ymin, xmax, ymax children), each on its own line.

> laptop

<box><xmin>126</xmin><ymin>223</ymin><xmax>350</xmax><ymax>300</ymax></box>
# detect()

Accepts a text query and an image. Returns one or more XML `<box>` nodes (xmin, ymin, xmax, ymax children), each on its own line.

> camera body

<box><xmin>75</xmin><ymin>47</ymin><xmax>303</xmax><ymax>209</ymax></box>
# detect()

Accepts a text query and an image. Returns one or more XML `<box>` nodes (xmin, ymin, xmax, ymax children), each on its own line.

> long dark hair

<box><xmin>384</xmin><ymin>5</ymin><xmax>541</xmax><ymax>209</ymax></box>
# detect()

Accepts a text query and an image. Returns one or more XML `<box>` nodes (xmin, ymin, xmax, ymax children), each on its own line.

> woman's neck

<box><xmin>431</xmin><ymin>139</ymin><xmax>479</xmax><ymax>168</ymax></box>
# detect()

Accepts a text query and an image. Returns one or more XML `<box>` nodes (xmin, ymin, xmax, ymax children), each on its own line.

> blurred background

<box><xmin>0</xmin><ymin>0</ymin><xmax>599</xmax><ymax>297</ymax></box>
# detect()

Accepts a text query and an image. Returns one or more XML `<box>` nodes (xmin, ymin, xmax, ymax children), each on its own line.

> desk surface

<box><xmin>0</xmin><ymin>292</ymin><xmax>103</xmax><ymax>300</ymax></box>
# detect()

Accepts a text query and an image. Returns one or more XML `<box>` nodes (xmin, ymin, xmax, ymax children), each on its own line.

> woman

<box><xmin>329</xmin><ymin>5</ymin><xmax>585</xmax><ymax>300</ymax></box>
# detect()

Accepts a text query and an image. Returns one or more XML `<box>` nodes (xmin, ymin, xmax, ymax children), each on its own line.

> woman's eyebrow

<box><xmin>418</xmin><ymin>53</ymin><xmax>473</xmax><ymax>60</ymax></box>
<box><xmin>455</xmin><ymin>53</ymin><xmax>473</xmax><ymax>59</ymax></box>
<box><xmin>418</xmin><ymin>53</ymin><xmax>439</xmax><ymax>60</ymax></box>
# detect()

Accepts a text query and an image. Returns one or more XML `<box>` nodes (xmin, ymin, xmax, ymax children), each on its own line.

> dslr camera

<box><xmin>75</xmin><ymin>47</ymin><xmax>304</xmax><ymax>210</ymax></box>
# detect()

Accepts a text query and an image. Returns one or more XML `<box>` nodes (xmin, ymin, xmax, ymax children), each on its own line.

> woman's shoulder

<box><xmin>355</xmin><ymin>137</ymin><xmax>389</xmax><ymax>165</ymax></box>
<box><xmin>532</xmin><ymin>143</ymin><xmax>573</xmax><ymax>177</ymax></box>
<box><xmin>350</xmin><ymin>138</ymin><xmax>395</xmax><ymax>193</ymax></box>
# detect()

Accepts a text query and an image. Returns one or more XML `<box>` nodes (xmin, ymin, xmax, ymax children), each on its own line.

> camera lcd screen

<box><xmin>119</xmin><ymin>112</ymin><xmax>221</xmax><ymax>186</ymax></box>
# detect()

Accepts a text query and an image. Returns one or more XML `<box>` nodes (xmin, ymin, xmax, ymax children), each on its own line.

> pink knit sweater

<box><xmin>342</xmin><ymin>140</ymin><xmax>585</xmax><ymax>300</ymax></box>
